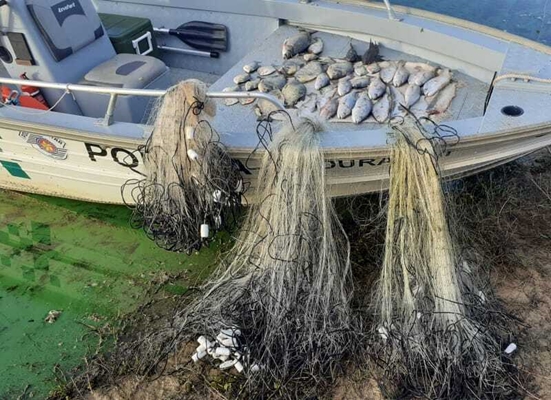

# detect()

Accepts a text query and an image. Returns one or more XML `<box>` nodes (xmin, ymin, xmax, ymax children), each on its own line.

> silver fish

<box><xmin>337</xmin><ymin>91</ymin><xmax>358</xmax><ymax>119</ymax></box>
<box><xmin>256</xmin><ymin>90</ymin><xmax>285</xmax><ymax>118</ymax></box>
<box><xmin>338</xmin><ymin>77</ymin><xmax>352</xmax><ymax>96</ymax></box>
<box><xmin>319</xmin><ymin>56</ymin><xmax>335</xmax><ymax>65</ymax></box>
<box><xmin>389</xmin><ymin>85</ymin><xmax>406</xmax><ymax>118</ymax></box>
<box><xmin>408</xmin><ymin>68</ymin><xmax>436</xmax><ymax>86</ymax></box>
<box><xmin>233</xmin><ymin>73</ymin><xmax>251</xmax><ymax>85</ymax></box>
<box><xmin>423</xmin><ymin>69</ymin><xmax>452</xmax><ymax>97</ymax></box>
<box><xmin>223</xmin><ymin>85</ymin><xmax>240</xmax><ymax>106</ymax></box>
<box><xmin>354</xmin><ymin>64</ymin><xmax>368</xmax><ymax>76</ymax></box>
<box><xmin>240</xmin><ymin>97</ymin><xmax>256</xmax><ymax>105</ymax></box>
<box><xmin>279</xmin><ymin>59</ymin><xmax>305</xmax><ymax>76</ymax></box>
<box><xmin>365</xmin><ymin>63</ymin><xmax>381</xmax><ymax>74</ymax></box>
<box><xmin>245</xmin><ymin>78</ymin><xmax>261</xmax><ymax>91</ymax></box>
<box><xmin>368</xmin><ymin>77</ymin><xmax>386</xmax><ymax>100</ymax></box>
<box><xmin>295</xmin><ymin>61</ymin><xmax>324</xmax><ymax>83</ymax></box>
<box><xmin>271</xmin><ymin>88</ymin><xmax>285</xmax><ymax>102</ymax></box>
<box><xmin>317</xmin><ymin>87</ymin><xmax>337</xmax><ymax>110</ymax></box>
<box><xmin>351</xmin><ymin>93</ymin><xmax>372</xmax><ymax>124</ymax></box>
<box><xmin>372</xmin><ymin>92</ymin><xmax>390</xmax><ymax>123</ymax></box>
<box><xmin>392</xmin><ymin>62</ymin><xmax>409</xmax><ymax>87</ymax></box>
<box><xmin>327</xmin><ymin>62</ymin><xmax>353</xmax><ymax>80</ymax></box>
<box><xmin>404</xmin><ymin>84</ymin><xmax>421</xmax><ymax>107</ymax></box>
<box><xmin>258</xmin><ymin>66</ymin><xmax>277</xmax><ymax>76</ymax></box>
<box><xmin>258</xmin><ymin>75</ymin><xmax>287</xmax><ymax>93</ymax></box>
<box><xmin>282</xmin><ymin>79</ymin><xmax>307</xmax><ymax>107</ymax></box>
<box><xmin>380</xmin><ymin>64</ymin><xmax>397</xmax><ymax>84</ymax></box>
<box><xmin>243</xmin><ymin>61</ymin><xmax>260</xmax><ymax>74</ymax></box>
<box><xmin>320</xmin><ymin>97</ymin><xmax>339</xmax><ymax>119</ymax></box>
<box><xmin>308</xmin><ymin>37</ymin><xmax>324</xmax><ymax>55</ymax></box>
<box><xmin>314</xmin><ymin>72</ymin><xmax>330</xmax><ymax>90</ymax></box>
<box><xmin>297</xmin><ymin>93</ymin><xmax>318</xmax><ymax>113</ymax></box>
<box><xmin>410</xmin><ymin>96</ymin><xmax>429</xmax><ymax>119</ymax></box>
<box><xmin>428</xmin><ymin>81</ymin><xmax>457</xmax><ymax>114</ymax></box>
<box><xmin>351</xmin><ymin>76</ymin><xmax>370</xmax><ymax>89</ymax></box>
<box><xmin>282</xmin><ymin>32</ymin><xmax>311</xmax><ymax>59</ymax></box>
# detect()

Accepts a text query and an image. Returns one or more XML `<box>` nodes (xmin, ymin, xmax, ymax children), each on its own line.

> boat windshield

<box><xmin>372</xmin><ymin>0</ymin><xmax>550</xmax><ymax>45</ymax></box>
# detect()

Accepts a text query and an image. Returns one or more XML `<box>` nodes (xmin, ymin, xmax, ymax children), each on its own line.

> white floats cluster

<box><xmin>191</xmin><ymin>329</ymin><xmax>260</xmax><ymax>374</ymax></box>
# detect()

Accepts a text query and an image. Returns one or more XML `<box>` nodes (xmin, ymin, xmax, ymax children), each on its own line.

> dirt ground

<box><xmin>64</xmin><ymin>150</ymin><xmax>551</xmax><ymax>400</ymax></box>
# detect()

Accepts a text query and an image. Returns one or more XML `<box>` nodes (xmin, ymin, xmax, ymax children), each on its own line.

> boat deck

<box><xmin>0</xmin><ymin>24</ymin><xmax>490</xmax><ymax>140</ymax></box>
<box><xmin>207</xmin><ymin>25</ymin><xmax>490</xmax><ymax>137</ymax></box>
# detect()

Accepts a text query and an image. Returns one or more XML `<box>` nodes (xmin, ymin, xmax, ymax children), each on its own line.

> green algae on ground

<box><xmin>0</xmin><ymin>190</ymin><xmax>221</xmax><ymax>399</ymax></box>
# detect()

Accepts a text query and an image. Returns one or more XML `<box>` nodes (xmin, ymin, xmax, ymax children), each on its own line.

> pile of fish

<box><xmin>191</xmin><ymin>329</ymin><xmax>261</xmax><ymax>374</ymax></box>
<box><xmin>223</xmin><ymin>31</ymin><xmax>458</xmax><ymax>124</ymax></box>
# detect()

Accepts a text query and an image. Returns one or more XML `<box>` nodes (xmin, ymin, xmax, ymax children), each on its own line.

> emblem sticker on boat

<box><xmin>19</xmin><ymin>132</ymin><xmax>68</xmax><ymax>160</ymax></box>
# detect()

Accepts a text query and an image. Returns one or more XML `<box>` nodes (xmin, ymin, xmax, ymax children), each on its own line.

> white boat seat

<box><xmin>74</xmin><ymin>53</ymin><xmax>170</xmax><ymax>123</ymax></box>
<box><xmin>26</xmin><ymin>0</ymin><xmax>104</xmax><ymax>62</ymax></box>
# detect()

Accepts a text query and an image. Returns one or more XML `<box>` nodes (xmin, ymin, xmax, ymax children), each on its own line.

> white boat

<box><xmin>0</xmin><ymin>0</ymin><xmax>550</xmax><ymax>203</ymax></box>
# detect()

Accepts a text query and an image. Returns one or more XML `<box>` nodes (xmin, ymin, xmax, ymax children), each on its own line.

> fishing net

<box><xmin>122</xmin><ymin>80</ymin><xmax>243</xmax><ymax>253</ymax></box>
<box><xmin>373</xmin><ymin>115</ymin><xmax>518</xmax><ymax>399</ymax></box>
<box><xmin>177</xmin><ymin>116</ymin><xmax>356</xmax><ymax>397</ymax></box>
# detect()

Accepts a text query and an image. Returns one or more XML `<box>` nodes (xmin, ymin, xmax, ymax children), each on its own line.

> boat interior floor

<box><xmin>208</xmin><ymin>25</ymin><xmax>490</xmax><ymax>135</ymax></box>
<box><xmin>0</xmin><ymin>25</ymin><xmax>489</xmax><ymax>135</ymax></box>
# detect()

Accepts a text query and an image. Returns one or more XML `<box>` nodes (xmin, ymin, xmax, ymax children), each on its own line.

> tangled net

<box><xmin>373</xmin><ymin>115</ymin><xmax>518</xmax><ymax>399</ymax></box>
<box><xmin>178</xmin><ymin>117</ymin><xmax>356</xmax><ymax>398</ymax></box>
<box><xmin>122</xmin><ymin>80</ymin><xmax>243</xmax><ymax>253</ymax></box>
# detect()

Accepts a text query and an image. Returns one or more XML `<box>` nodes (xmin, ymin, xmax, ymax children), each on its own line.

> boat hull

<box><xmin>1</xmin><ymin>124</ymin><xmax>549</xmax><ymax>204</ymax></box>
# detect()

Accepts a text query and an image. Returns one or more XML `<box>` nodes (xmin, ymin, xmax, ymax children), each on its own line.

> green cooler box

<box><xmin>99</xmin><ymin>13</ymin><xmax>160</xmax><ymax>58</ymax></box>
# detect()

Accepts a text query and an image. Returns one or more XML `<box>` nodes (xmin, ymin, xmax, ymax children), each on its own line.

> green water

<box><xmin>0</xmin><ymin>190</ymin><xmax>220</xmax><ymax>399</ymax></box>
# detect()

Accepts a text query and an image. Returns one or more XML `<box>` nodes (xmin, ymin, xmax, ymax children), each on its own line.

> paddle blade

<box><xmin>170</xmin><ymin>21</ymin><xmax>228</xmax><ymax>52</ymax></box>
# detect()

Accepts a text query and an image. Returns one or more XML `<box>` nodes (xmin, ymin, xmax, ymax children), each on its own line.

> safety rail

<box><xmin>0</xmin><ymin>76</ymin><xmax>285</xmax><ymax>126</ymax></box>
